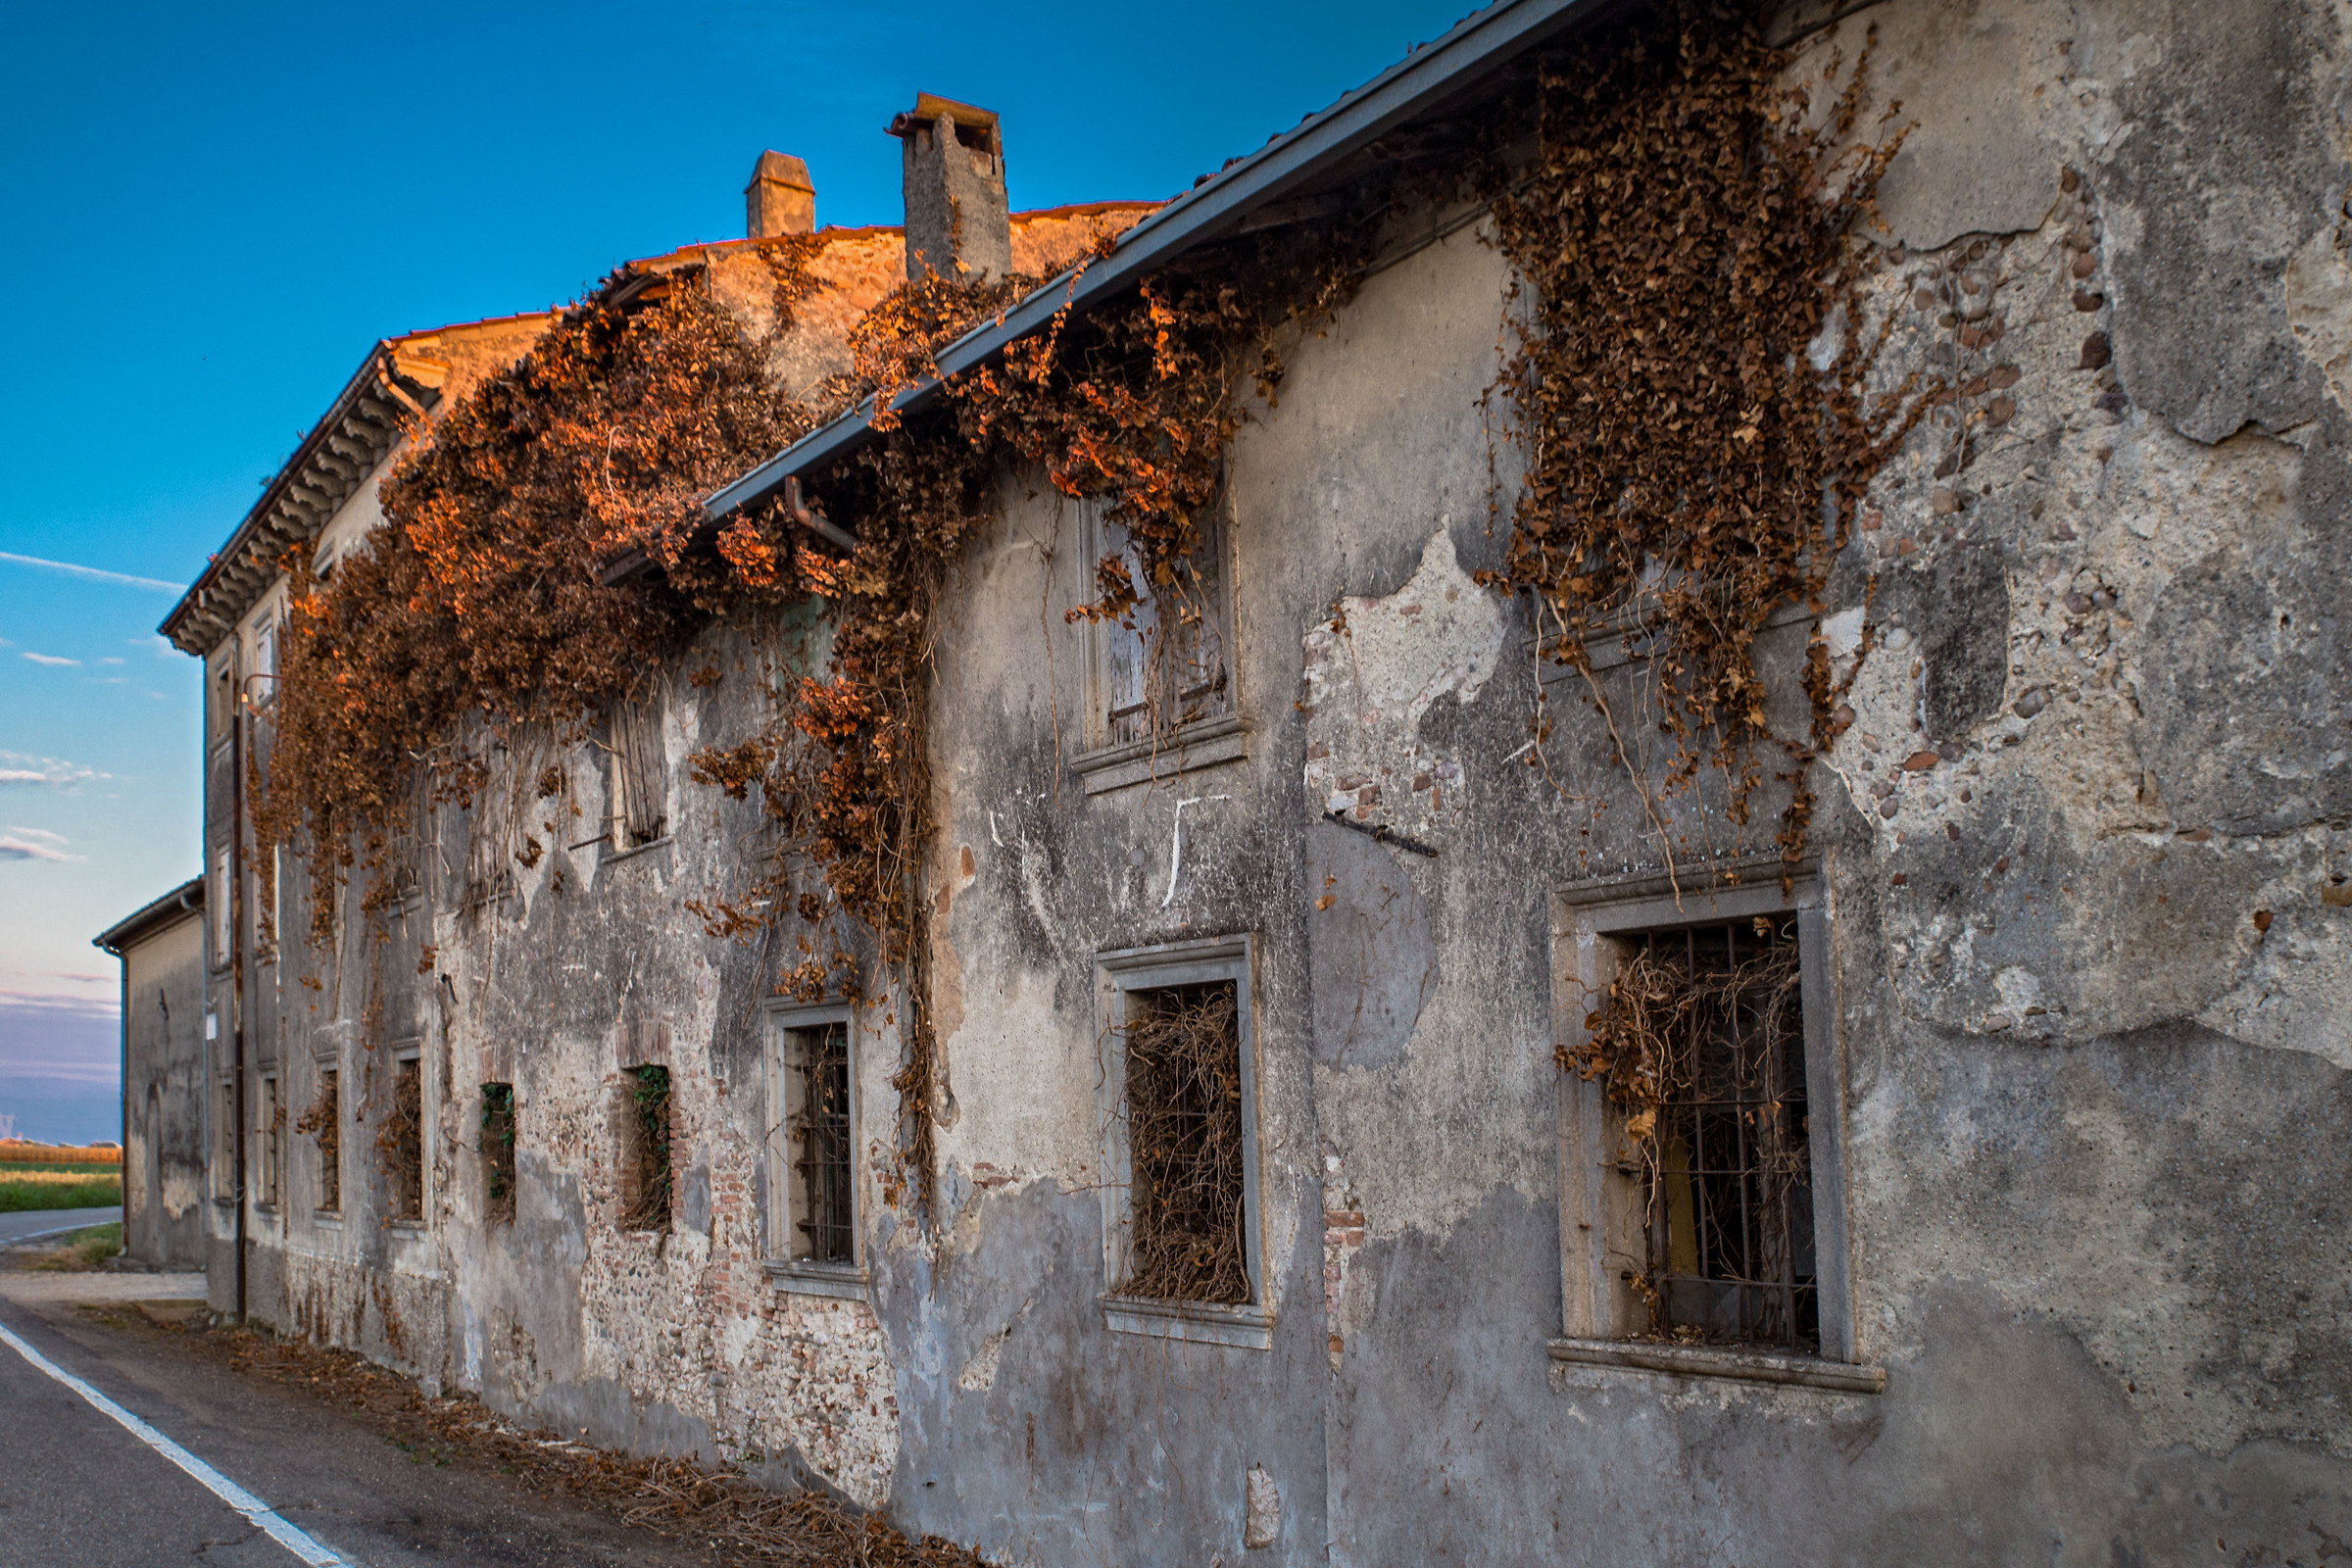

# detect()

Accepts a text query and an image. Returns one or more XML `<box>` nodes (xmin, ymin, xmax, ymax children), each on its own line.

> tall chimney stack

<box><xmin>888</xmin><ymin>93</ymin><xmax>1009</xmax><ymax>283</ymax></box>
<box><xmin>746</xmin><ymin>151</ymin><xmax>816</xmax><ymax>238</ymax></box>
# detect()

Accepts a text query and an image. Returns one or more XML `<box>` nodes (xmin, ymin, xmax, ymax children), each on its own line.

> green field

<box><xmin>0</xmin><ymin>1162</ymin><xmax>122</xmax><ymax>1213</ymax></box>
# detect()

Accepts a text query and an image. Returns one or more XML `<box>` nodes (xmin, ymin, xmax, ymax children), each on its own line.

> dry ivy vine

<box><xmin>1484</xmin><ymin>2</ymin><xmax>1927</xmax><ymax>874</ymax></box>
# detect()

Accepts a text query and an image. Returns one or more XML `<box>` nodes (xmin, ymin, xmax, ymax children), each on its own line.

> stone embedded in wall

<box><xmin>1299</xmin><ymin>528</ymin><xmax>1506</xmax><ymax>851</ymax></box>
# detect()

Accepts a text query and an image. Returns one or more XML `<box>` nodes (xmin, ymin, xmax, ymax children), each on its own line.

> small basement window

<box><xmin>619</xmin><ymin>1064</ymin><xmax>672</xmax><ymax>1230</ymax></box>
<box><xmin>480</xmin><ymin>1083</ymin><xmax>516</xmax><ymax>1225</ymax></box>
<box><xmin>385</xmin><ymin>1053</ymin><xmax>424</xmax><ymax>1224</ymax></box>
<box><xmin>298</xmin><ymin>1068</ymin><xmax>340</xmax><ymax>1213</ymax></box>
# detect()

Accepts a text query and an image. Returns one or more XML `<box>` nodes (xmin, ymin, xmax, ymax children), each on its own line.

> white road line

<box><xmin>0</xmin><ymin>1320</ymin><xmax>356</xmax><ymax>1566</ymax></box>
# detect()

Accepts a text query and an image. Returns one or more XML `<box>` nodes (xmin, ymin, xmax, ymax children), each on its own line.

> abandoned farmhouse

<box><xmin>129</xmin><ymin>0</ymin><xmax>2352</xmax><ymax>1560</ymax></box>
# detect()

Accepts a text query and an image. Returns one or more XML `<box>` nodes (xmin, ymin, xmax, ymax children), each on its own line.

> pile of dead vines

<box><xmin>1485</xmin><ymin>1</ymin><xmax>1926</xmax><ymax>867</ymax></box>
<box><xmin>1115</xmin><ymin>984</ymin><xmax>1250</xmax><ymax>1303</ymax></box>
<box><xmin>175</xmin><ymin>1320</ymin><xmax>986</xmax><ymax>1567</ymax></box>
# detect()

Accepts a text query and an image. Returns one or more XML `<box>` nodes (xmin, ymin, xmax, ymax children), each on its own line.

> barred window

<box><xmin>1561</xmin><ymin>905</ymin><xmax>1837</xmax><ymax>1356</ymax></box>
<box><xmin>783</xmin><ymin>1024</ymin><xmax>854</xmax><ymax>1263</ymax></box>
<box><xmin>1116</xmin><ymin>981</ymin><xmax>1250</xmax><ymax>1304</ymax></box>
<box><xmin>297</xmin><ymin>1068</ymin><xmax>340</xmax><ymax>1213</ymax></box>
<box><xmin>258</xmin><ymin>1074</ymin><xmax>281</xmax><ymax>1207</ymax></box>
<box><xmin>480</xmin><ymin>1083</ymin><xmax>516</xmax><ymax>1225</ymax></box>
<box><xmin>618</xmin><ymin>1064</ymin><xmax>672</xmax><ymax>1231</ymax></box>
<box><xmin>385</xmin><ymin>1053</ymin><xmax>424</xmax><ymax>1224</ymax></box>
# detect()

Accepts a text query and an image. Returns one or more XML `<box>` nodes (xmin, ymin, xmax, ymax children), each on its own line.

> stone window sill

<box><xmin>1548</xmin><ymin>1337</ymin><xmax>1886</xmax><ymax>1394</ymax></box>
<box><xmin>1101</xmin><ymin>1293</ymin><xmax>1272</xmax><ymax>1350</ymax></box>
<box><xmin>387</xmin><ymin>1220</ymin><xmax>428</xmax><ymax>1238</ymax></box>
<box><xmin>765</xmin><ymin>1259</ymin><xmax>870</xmax><ymax>1301</ymax></box>
<box><xmin>603</xmin><ymin>834</ymin><xmax>673</xmax><ymax>867</ymax></box>
<box><xmin>1073</xmin><ymin>713</ymin><xmax>1249</xmax><ymax>796</ymax></box>
<box><xmin>312</xmin><ymin>1211</ymin><xmax>343</xmax><ymax>1229</ymax></box>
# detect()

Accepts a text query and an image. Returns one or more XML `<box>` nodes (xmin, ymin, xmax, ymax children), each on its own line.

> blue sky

<box><xmin>0</xmin><ymin>0</ymin><xmax>1474</xmax><ymax>1139</ymax></box>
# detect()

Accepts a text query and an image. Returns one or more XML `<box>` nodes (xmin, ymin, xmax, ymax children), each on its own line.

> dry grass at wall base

<box><xmin>4</xmin><ymin>1223</ymin><xmax>122</xmax><ymax>1271</ymax></box>
<box><xmin>88</xmin><ymin>1312</ymin><xmax>985</xmax><ymax>1568</ymax></box>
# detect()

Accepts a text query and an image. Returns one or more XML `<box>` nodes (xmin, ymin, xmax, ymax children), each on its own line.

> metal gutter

<box><xmin>93</xmin><ymin>877</ymin><xmax>206</xmax><ymax>956</ymax></box>
<box><xmin>703</xmin><ymin>0</ymin><xmax>1606</xmax><ymax>520</ymax></box>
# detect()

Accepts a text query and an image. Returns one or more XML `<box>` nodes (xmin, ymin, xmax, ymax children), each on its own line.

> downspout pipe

<box><xmin>229</xmin><ymin>677</ymin><xmax>248</xmax><ymax>1324</ymax></box>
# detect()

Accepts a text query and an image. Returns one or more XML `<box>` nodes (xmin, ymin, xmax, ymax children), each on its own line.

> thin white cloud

<box><xmin>0</xmin><ymin>752</ymin><xmax>107</xmax><ymax>789</ymax></box>
<box><xmin>98</xmin><ymin>657</ymin><xmax>123</xmax><ymax>666</ymax></box>
<box><xmin>6</xmin><ymin>827</ymin><xmax>67</xmax><ymax>846</ymax></box>
<box><xmin>0</xmin><ymin>551</ymin><xmax>182</xmax><ymax>594</ymax></box>
<box><xmin>21</xmin><ymin>652</ymin><xmax>80</xmax><ymax>667</ymax></box>
<box><xmin>0</xmin><ymin>834</ymin><xmax>79</xmax><ymax>862</ymax></box>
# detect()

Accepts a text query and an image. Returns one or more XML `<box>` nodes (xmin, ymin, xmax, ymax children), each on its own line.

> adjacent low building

<box><xmin>94</xmin><ymin>878</ymin><xmax>207</xmax><ymax>1270</ymax></box>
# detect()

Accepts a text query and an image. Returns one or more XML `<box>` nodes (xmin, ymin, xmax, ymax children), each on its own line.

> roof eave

<box><xmin>703</xmin><ymin>0</ymin><xmax>1605</xmax><ymax>521</ymax></box>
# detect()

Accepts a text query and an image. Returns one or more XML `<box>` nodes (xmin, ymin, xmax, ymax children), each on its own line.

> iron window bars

<box><xmin>1632</xmin><ymin>917</ymin><xmax>1816</xmax><ymax>1352</ymax></box>
<box><xmin>789</xmin><ymin>1023</ymin><xmax>855</xmax><ymax>1263</ymax></box>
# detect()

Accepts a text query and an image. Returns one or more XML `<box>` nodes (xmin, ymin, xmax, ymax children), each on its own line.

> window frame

<box><xmin>1549</xmin><ymin>863</ymin><xmax>1881</xmax><ymax>1393</ymax></box>
<box><xmin>760</xmin><ymin>1001</ymin><xmax>869</xmax><ymax>1300</ymax></box>
<box><xmin>1070</xmin><ymin>491</ymin><xmax>1250</xmax><ymax>795</ymax></box>
<box><xmin>313</xmin><ymin>1057</ymin><xmax>342</xmax><ymax>1217</ymax></box>
<box><xmin>386</xmin><ymin>1041</ymin><xmax>428</xmax><ymax>1231</ymax></box>
<box><xmin>1093</xmin><ymin>934</ymin><xmax>1271</xmax><ymax>1349</ymax></box>
<box><xmin>607</xmin><ymin>688</ymin><xmax>670</xmax><ymax>854</ymax></box>
<box><xmin>257</xmin><ymin>1071</ymin><xmax>281</xmax><ymax>1210</ymax></box>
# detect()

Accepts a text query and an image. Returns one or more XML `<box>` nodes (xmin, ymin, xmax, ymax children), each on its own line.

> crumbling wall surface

<box><xmin>240</xmin><ymin>625</ymin><xmax>900</xmax><ymax>1508</ymax></box>
<box><xmin>122</xmin><ymin>912</ymin><xmax>209</xmax><ymax>1268</ymax></box>
<box><xmin>1294</xmin><ymin>0</ymin><xmax>2352</xmax><ymax>1562</ymax></box>
<box><xmin>876</xmin><ymin>467</ymin><xmax>1335</xmax><ymax>1566</ymax></box>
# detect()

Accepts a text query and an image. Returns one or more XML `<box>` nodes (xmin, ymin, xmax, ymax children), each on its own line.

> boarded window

<box><xmin>611</xmin><ymin>694</ymin><xmax>666</xmax><ymax>848</ymax></box>
<box><xmin>1573</xmin><ymin>917</ymin><xmax>1815</xmax><ymax>1351</ymax></box>
<box><xmin>618</xmin><ymin>1065</ymin><xmax>672</xmax><ymax>1230</ymax></box>
<box><xmin>1091</xmin><ymin>504</ymin><xmax>1233</xmax><ymax>750</ymax></box>
<box><xmin>480</xmin><ymin>1083</ymin><xmax>516</xmax><ymax>1225</ymax></box>
<box><xmin>251</xmin><ymin>615</ymin><xmax>277</xmax><ymax>705</ymax></box>
<box><xmin>211</xmin><ymin>848</ymin><xmax>233</xmax><ymax>969</ymax></box>
<box><xmin>1117</xmin><ymin>981</ymin><xmax>1250</xmax><ymax>1303</ymax></box>
<box><xmin>783</xmin><ymin>1024</ymin><xmax>854</xmax><ymax>1262</ymax></box>
<box><xmin>297</xmin><ymin>1069</ymin><xmax>340</xmax><ymax>1212</ymax></box>
<box><xmin>385</xmin><ymin>1054</ymin><xmax>424</xmax><ymax>1223</ymax></box>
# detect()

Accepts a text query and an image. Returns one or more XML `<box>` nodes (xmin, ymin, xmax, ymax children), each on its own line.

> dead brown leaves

<box><xmin>1486</xmin><ymin>2</ymin><xmax>1925</xmax><ymax>861</ymax></box>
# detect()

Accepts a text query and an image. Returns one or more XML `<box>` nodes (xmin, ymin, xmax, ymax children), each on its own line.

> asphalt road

<box><xmin>0</xmin><ymin>1204</ymin><xmax>122</xmax><ymax>1245</ymax></box>
<box><xmin>0</xmin><ymin>1286</ymin><xmax>719</xmax><ymax>1567</ymax></box>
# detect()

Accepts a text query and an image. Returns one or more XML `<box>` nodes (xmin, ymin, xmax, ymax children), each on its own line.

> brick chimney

<box><xmin>888</xmin><ymin>93</ymin><xmax>1009</xmax><ymax>283</ymax></box>
<box><xmin>746</xmin><ymin>151</ymin><xmax>815</xmax><ymax>238</ymax></box>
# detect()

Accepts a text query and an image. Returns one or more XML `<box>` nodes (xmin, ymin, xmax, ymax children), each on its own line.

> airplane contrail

<box><xmin>0</xmin><ymin>551</ymin><xmax>183</xmax><ymax>594</ymax></box>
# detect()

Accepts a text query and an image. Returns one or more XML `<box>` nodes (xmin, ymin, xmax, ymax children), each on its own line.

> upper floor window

<box><xmin>609</xmin><ymin>690</ymin><xmax>667</xmax><ymax>849</ymax></box>
<box><xmin>1081</xmin><ymin>495</ymin><xmax>1234</xmax><ymax>755</ymax></box>
<box><xmin>250</xmin><ymin>613</ymin><xmax>278</xmax><ymax>708</ymax></box>
<box><xmin>208</xmin><ymin>657</ymin><xmax>235</xmax><ymax>746</ymax></box>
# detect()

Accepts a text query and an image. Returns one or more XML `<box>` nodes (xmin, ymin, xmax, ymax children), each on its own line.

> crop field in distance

<box><xmin>0</xmin><ymin>1144</ymin><xmax>122</xmax><ymax>1213</ymax></box>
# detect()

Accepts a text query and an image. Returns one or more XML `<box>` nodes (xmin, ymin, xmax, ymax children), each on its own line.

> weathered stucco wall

<box><xmin>122</xmin><ymin>907</ymin><xmax>208</xmax><ymax>1269</ymax></box>
<box><xmin>201</xmin><ymin>2</ymin><xmax>2352</xmax><ymax>1562</ymax></box>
